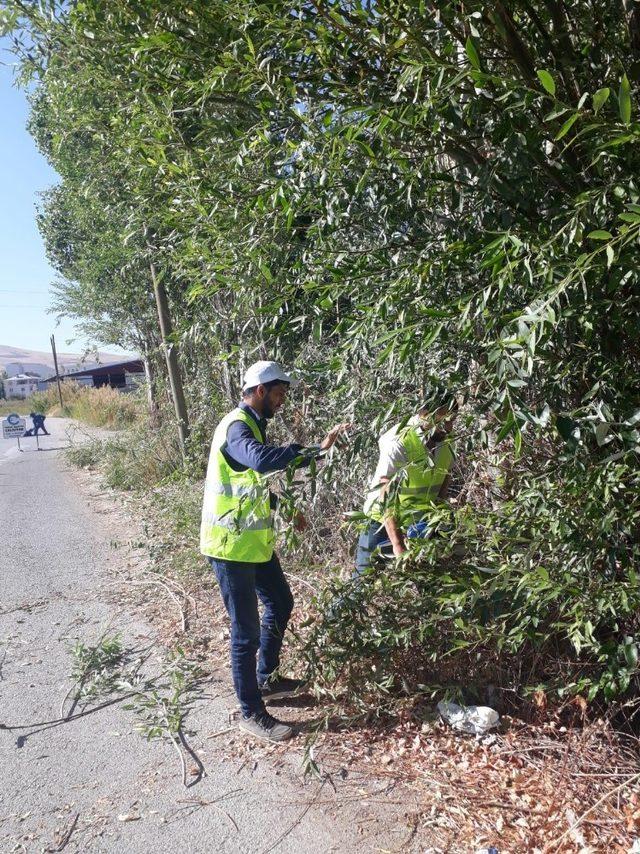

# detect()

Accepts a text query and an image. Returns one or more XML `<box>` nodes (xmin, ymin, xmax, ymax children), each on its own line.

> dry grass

<box><xmin>2</xmin><ymin>382</ymin><xmax>141</xmax><ymax>427</ymax></box>
<box><xmin>47</xmin><ymin>382</ymin><xmax>142</xmax><ymax>427</ymax></box>
<box><xmin>303</xmin><ymin>712</ymin><xmax>640</xmax><ymax>853</ymax></box>
<box><xmin>0</xmin><ymin>400</ymin><xmax>35</xmax><ymax>417</ymax></box>
<box><xmin>66</xmin><ymin>421</ymin><xmax>182</xmax><ymax>491</ymax></box>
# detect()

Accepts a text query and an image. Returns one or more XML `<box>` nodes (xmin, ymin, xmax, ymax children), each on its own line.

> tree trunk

<box><xmin>142</xmin><ymin>349</ymin><xmax>160</xmax><ymax>427</ymax></box>
<box><xmin>149</xmin><ymin>261</ymin><xmax>190</xmax><ymax>455</ymax></box>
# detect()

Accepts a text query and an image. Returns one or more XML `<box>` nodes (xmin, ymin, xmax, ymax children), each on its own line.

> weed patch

<box><xmin>66</xmin><ymin>421</ymin><xmax>182</xmax><ymax>491</ymax></box>
<box><xmin>0</xmin><ymin>400</ymin><xmax>37</xmax><ymax>417</ymax></box>
<box><xmin>66</xmin><ymin>440</ymin><xmax>106</xmax><ymax>469</ymax></box>
<box><xmin>49</xmin><ymin>383</ymin><xmax>142</xmax><ymax>427</ymax></box>
<box><xmin>2</xmin><ymin>383</ymin><xmax>143</xmax><ymax>426</ymax></box>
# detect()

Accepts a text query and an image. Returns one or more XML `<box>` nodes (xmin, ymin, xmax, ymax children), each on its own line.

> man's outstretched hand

<box><xmin>320</xmin><ymin>422</ymin><xmax>352</xmax><ymax>451</ymax></box>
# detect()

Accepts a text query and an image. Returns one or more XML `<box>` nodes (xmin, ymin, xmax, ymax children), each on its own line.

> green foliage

<box><xmin>66</xmin><ymin>418</ymin><xmax>182</xmax><ymax>490</ymax></box>
<box><xmin>0</xmin><ymin>400</ymin><xmax>33</xmax><ymax>417</ymax></box>
<box><xmin>9</xmin><ymin>382</ymin><xmax>142</xmax><ymax>426</ymax></box>
<box><xmin>306</xmin><ymin>449</ymin><xmax>640</xmax><ymax>712</ymax></box>
<box><xmin>59</xmin><ymin>384</ymin><xmax>143</xmax><ymax>428</ymax></box>
<box><xmin>6</xmin><ymin>0</ymin><xmax>640</xmax><ymax>712</ymax></box>
<box><xmin>63</xmin><ymin>632</ymin><xmax>204</xmax><ymax>784</ymax></box>
<box><xmin>127</xmin><ymin>651</ymin><xmax>202</xmax><ymax>742</ymax></box>
<box><xmin>70</xmin><ymin>633</ymin><xmax>123</xmax><ymax>679</ymax></box>
<box><xmin>64</xmin><ymin>632</ymin><xmax>125</xmax><ymax>714</ymax></box>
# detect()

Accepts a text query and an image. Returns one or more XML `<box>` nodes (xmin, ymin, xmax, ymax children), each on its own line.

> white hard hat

<box><xmin>241</xmin><ymin>360</ymin><xmax>298</xmax><ymax>392</ymax></box>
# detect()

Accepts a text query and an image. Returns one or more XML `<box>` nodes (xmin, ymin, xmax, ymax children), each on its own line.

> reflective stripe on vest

<box><xmin>368</xmin><ymin>425</ymin><xmax>454</xmax><ymax>522</ymax></box>
<box><xmin>199</xmin><ymin>408</ymin><xmax>275</xmax><ymax>562</ymax></box>
<box><xmin>205</xmin><ymin>511</ymin><xmax>273</xmax><ymax>531</ymax></box>
<box><xmin>208</xmin><ymin>482</ymin><xmax>267</xmax><ymax>499</ymax></box>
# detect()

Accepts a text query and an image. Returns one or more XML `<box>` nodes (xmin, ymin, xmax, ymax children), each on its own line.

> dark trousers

<box><xmin>209</xmin><ymin>553</ymin><xmax>294</xmax><ymax>717</ymax></box>
<box><xmin>354</xmin><ymin>520</ymin><xmax>392</xmax><ymax>575</ymax></box>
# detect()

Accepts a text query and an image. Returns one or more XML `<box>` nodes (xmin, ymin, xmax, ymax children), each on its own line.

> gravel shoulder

<box><xmin>0</xmin><ymin>418</ymin><xmax>427</xmax><ymax>853</ymax></box>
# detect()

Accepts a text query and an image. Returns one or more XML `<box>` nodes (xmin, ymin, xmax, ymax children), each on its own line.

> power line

<box><xmin>0</xmin><ymin>290</ymin><xmax>50</xmax><ymax>294</ymax></box>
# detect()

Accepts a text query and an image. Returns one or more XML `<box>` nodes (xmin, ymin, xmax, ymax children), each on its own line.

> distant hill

<box><xmin>0</xmin><ymin>344</ymin><xmax>134</xmax><ymax>379</ymax></box>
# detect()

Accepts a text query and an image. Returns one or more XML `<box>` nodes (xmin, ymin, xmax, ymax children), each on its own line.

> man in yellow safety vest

<box><xmin>200</xmin><ymin>360</ymin><xmax>349</xmax><ymax>742</ymax></box>
<box><xmin>355</xmin><ymin>385</ymin><xmax>459</xmax><ymax>573</ymax></box>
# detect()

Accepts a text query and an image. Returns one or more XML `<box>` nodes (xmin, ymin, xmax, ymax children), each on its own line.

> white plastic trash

<box><xmin>437</xmin><ymin>700</ymin><xmax>500</xmax><ymax>735</ymax></box>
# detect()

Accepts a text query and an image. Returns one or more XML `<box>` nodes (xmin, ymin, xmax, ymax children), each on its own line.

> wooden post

<box><xmin>149</xmin><ymin>261</ymin><xmax>189</xmax><ymax>454</ymax></box>
<box><xmin>50</xmin><ymin>334</ymin><xmax>64</xmax><ymax>410</ymax></box>
<box><xmin>142</xmin><ymin>350</ymin><xmax>160</xmax><ymax>427</ymax></box>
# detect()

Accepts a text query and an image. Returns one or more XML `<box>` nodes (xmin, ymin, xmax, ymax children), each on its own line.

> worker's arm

<box><xmin>378</xmin><ymin>477</ymin><xmax>407</xmax><ymax>557</ymax></box>
<box><xmin>225</xmin><ymin>420</ymin><xmax>350</xmax><ymax>474</ymax></box>
<box><xmin>224</xmin><ymin>421</ymin><xmax>311</xmax><ymax>473</ymax></box>
<box><xmin>384</xmin><ymin>516</ymin><xmax>407</xmax><ymax>557</ymax></box>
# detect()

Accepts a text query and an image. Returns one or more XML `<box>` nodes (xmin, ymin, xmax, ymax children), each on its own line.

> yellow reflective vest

<box><xmin>200</xmin><ymin>408</ymin><xmax>274</xmax><ymax>562</ymax></box>
<box><xmin>367</xmin><ymin>424</ymin><xmax>454</xmax><ymax>524</ymax></box>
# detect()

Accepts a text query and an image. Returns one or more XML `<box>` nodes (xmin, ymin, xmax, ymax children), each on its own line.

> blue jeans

<box><xmin>209</xmin><ymin>553</ymin><xmax>294</xmax><ymax>717</ymax></box>
<box><xmin>354</xmin><ymin>521</ymin><xmax>392</xmax><ymax>575</ymax></box>
<box><xmin>354</xmin><ymin>519</ymin><xmax>434</xmax><ymax>575</ymax></box>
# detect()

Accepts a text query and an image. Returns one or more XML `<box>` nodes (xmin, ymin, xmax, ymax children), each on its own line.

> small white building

<box><xmin>5</xmin><ymin>374</ymin><xmax>40</xmax><ymax>399</ymax></box>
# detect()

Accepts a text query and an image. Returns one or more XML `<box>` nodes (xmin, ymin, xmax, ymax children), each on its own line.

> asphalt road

<box><xmin>0</xmin><ymin>418</ymin><xmax>414</xmax><ymax>853</ymax></box>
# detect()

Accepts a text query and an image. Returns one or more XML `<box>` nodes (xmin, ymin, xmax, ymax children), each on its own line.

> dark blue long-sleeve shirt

<box><xmin>222</xmin><ymin>402</ymin><xmax>312</xmax><ymax>473</ymax></box>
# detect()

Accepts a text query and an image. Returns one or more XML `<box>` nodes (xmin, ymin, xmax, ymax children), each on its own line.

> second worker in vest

<box><xmin>355</xmin><ymin>385</ymin><xmax>458</xmax><ymax>574</ymax></box>
<box><xmin>200</xmin><ymin>360</ymin><xmax>350</xmax><ymax>743</ymax></box>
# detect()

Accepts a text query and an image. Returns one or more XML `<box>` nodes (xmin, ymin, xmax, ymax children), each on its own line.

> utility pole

<box><xmin>50</xmin><ymin>334</ymin><xmax>64</xmax><ymax>410</ymax></box>
<box><xmin>149</xmin><ymin>260</ymin><xmax>189</xmax><ymax>454</ymax></box>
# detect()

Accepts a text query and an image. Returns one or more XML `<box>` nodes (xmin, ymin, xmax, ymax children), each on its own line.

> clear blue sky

<box><xmin>0</xmin><ymin>39</ymin><xmax>129</xmax><ymax>357</ymax></box>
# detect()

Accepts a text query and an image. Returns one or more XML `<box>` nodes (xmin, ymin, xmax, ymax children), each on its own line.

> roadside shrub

<box><xmin>45</xmin><ymin>382</ymin><xmax>142</xmax><ymax>427</ymax></box>
<box><xmin>66</xmin><ymin>440</ymin><xmax>105</xmax><ymax>469</ymax></box>
<box><xmin>67</xmin><ymin>385</ymin><xmax>142</xmax><ymax>428</ymax></box>
<box><xmin>67</xmin><ymin>417</ymin><xmax>182</xmax><ymax>491</ymax></box>
<box><xmin>302</xmin><ymin>443</ymin><xmax>640</xmax><ymax>718</ymax></box>
<box><xmin>0</xmin><ymin>399</ymin><xmax>36</xmax><ymax>417</ymax></box>
<box><xmin>1</xmin><ymin>384</ymin><xmax>142</xmax><ymax>427</ymax></box>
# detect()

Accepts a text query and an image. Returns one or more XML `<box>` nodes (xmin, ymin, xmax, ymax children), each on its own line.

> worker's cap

<box><xmin>242</xmin><ymin>360</ymin><xmax>298</xmax><ymax>392</ymax></box>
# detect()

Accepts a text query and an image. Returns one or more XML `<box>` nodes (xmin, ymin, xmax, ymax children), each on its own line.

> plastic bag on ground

<box><xmin>437</xmin><ymin>700</ymin><xmax>500</xmax><ymax>735</ymax></box>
